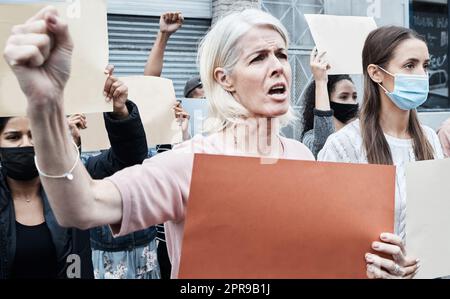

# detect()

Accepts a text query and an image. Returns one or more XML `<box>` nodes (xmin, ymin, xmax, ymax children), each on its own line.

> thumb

<box><xmin>45</xmin><ymin>12</ymin><xmax>73</xmax><ymax>51</ymax></box>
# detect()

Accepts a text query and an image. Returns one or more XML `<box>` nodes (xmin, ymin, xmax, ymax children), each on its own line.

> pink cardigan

<box><xmin>107</xmin><ymin>133</ymin><xmax>315</xmax><ymax>278</ymax></box>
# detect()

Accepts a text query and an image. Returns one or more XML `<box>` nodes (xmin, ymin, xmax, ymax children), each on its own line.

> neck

<box><xmin>7</xmin><ymin>176</ymin><xmax>41</xmax><ymax>200</ymax></box>
<box><xmin>222</xmin><ymin>117</ymin><xmax>283</xmax><ymax>157</ymax></box>
<box><xmin>333</xmin><ymin>117</ymin><xmax>345</xmax><ymax>131</ymax></box>
<box><xmin>379</xmin><ymin>93</ymin><xmax>411</xmax><ymax>139</ymax></box>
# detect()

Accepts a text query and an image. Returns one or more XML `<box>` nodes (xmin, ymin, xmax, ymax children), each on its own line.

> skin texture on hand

<box><xmin>159</xmin><ymin>12</ymin><xmax>184</xmax><ymax>35</ymax></box>
<box><xmin>365</xmin><ymin>233</ymin><xmax>420</xmax><ymax>279</ymax></box>
<box><xmin>103</xmin><ymin>64</ymin><xmax>129</xmax><ymax>120</ymax></box>
<box><xmin>3</xmin><ymin>6</ymin><xmax>73</xmax><ymax>108</ymax></box>
<box><xmin>174</xmin><ymin>101</ymin><xmax>191</xmax><ymax>141</ymax></box>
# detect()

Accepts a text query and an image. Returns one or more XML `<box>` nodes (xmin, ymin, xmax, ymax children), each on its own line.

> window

<box><xmin>411</xmin><ymin>0</ymin><xmax>450</xmax><ymax>111</ymax></box>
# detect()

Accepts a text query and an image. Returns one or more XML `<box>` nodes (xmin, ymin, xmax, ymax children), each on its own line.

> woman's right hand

<box><xmin>310</xmin><ymin>47</ymin><xmax>330</xmax><ymax>83</ymax></box>
<box><xmin>3</xmin><ymin>6</ymin><xmax>73</xmax><ymax>108</ymax></box>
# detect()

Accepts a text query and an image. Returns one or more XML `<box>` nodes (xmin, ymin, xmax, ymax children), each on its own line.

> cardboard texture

<box><xmin>0</xmin><ymin>0</ymin><xmax>111</xmax><ymax>116</ymax></box>
<box><xmin>179</xmin><ymin>154</ymin><xmax>395</xmax><ymax>279</ymax></box>
<box><xmin>304</xmin><ymin>14</ymin><xmax>377</xmax><ymax>75</ymax></box>
<box><xmin>406</xmin><ymin>158</ymin><xmax>450</xmax><ymax>279</ymax></box>
<box><xmin>80</xmin><ymin>76</ymin><xmax>182</xmax><ymax>151</ymax></box>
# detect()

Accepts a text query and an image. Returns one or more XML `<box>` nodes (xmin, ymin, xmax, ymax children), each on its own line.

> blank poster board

<box><xmin>305</xmin><ymin>14</ymin><xmax>377</xmax><ymax>75</ymax></box>
<box><xmin>406</xmin><ymin>158</ymin><xmax>450</xmax><ymax>279</ymax></box>
<box><xmin>0</xmin><ymin>0</ymin><xmax>111</xmax><ymax>116</ymax></box>
<box><xmin>80</xmin><ymin>76</ymin><xmax>182</xmax><ymax>151</ymax></box>
<box><xmin>179</xmin><ymin>154</ymin><xmax>395</xmax><ymax>279</ymax></box>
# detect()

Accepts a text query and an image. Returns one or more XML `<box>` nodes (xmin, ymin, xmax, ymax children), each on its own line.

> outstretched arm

<box><xmin>4</xmin><ymin>6</ymin><xmax>123</xmax><ymax>229</ymax></box>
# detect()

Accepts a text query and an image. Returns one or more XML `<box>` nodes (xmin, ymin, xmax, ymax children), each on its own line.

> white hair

<box><xmin>198</xmin><ymin>9</ymin><xmax>296</xmax><ymax>134</ymax></box>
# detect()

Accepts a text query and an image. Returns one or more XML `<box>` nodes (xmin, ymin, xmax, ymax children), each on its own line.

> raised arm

<box><xmin>85</xmin><ymin>65</ymin><xmax>148</xmax><ymax>178</ymax></box>
<box><xmin>3</xmin><ymin>7</ymin><xmax>122</xmax><ymax>229</ymax></box>
<box><xmin>304</xmin><ymin>48</ymin><xmax>335</xmax><ymax>157</ymax></box>
<box><xmin>144</xmin><ymin>12</ymin><xmax>184</xmax><ymax>77</ymax></box>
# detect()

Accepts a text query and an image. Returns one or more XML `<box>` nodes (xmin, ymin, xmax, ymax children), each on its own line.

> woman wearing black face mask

<box><xmin>0</xmin><ymin>66</ymin><xmax>150</xmax><ymax>279</ymax></box>
<box><xmin>301</xmin><ymin>48</ymin><xmax>359</xmax><ymax>157</ymax></box>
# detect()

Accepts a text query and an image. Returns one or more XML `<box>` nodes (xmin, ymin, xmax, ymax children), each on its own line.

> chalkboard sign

<box><xmin>411</xmin><ymin>1</ymin><xmax>449</xmax><ymax>110</ymax></box>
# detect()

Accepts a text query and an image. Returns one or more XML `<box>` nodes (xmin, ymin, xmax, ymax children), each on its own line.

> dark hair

<box><xmin>0</xmin><ymin>117</ymin><xmax>11</xmax><ymax>135</ymax></box>
<box><xmin>360</xmin><ymin>26</ymin><xmax>434</xmax><ymax>165</ymax></box>
<box><xmin>301</xmin><ymin>75</ymin><xmax>354</xmax><ymax>138</ymax></box>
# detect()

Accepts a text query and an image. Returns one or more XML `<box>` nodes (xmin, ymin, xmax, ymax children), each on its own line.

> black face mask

<box><xmin>330</xmin><ymin>102</ymin><xmax>359</xmax><ymax>124</ymax></box>
<box><xmin>0</xmin><ymin>147</ymin><xmax>39</xmax><ymax>181</ymax></box>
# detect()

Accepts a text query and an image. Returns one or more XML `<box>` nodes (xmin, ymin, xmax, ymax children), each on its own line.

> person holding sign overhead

<box><xmin>301</xmin><ymin>48</ymin><xmax>359</xmax><ymax>157</ymax></box>
<box><xmin>318</xmin><ymin>26</ymin><xmax>444</xmax><ymax>279</ymax></box>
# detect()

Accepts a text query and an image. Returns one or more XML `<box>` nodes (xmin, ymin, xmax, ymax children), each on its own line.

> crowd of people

<box><xmin>1</xmin><ymin>5</ymin><xmax>450</xmax><ymax>280</ymax></box>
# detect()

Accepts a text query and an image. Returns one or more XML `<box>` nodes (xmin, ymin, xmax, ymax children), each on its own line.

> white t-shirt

<box><xmin>318</xmin><ymin>119</ymin><xmax>444</xmax><ymax>240</ymax></box>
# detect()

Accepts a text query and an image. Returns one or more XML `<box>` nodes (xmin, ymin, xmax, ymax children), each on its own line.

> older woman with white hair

<box><xmin>5</xmin><ymin>5</ymin><xmax>420</xmax><ymax>280</ymax></box>
<box><xmin>4</xmin><ymin>7</ymin><xmax>314</xmax><ymax>278</ymax></box>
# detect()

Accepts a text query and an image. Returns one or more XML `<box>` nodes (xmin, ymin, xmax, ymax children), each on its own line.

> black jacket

<box><xmin>0</xmin><ymin>100</ymin><xmax>148</xmax><ymax>279</ymax></box>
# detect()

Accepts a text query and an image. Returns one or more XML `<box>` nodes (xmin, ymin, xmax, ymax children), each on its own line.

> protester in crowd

<box><xmin>301</xmin><ymin>48</ymin><xmax>359</xmax><ymax>157</ymax></box>
<box><xmin>4</xmin><ymin>7</ymin><xmax>317</xmax><ymax>278</ymax></box>
<box><xmin>183</xmin><ymin>76</ymin><xmax>205</xmax><ymax>99</ymax></box>
<box><xmin>318</xmin><ymin>26</ymin><xmax>444</xmax><ymax>279</ymax></box>
<box><xmin>75</xmin><ymin>66</ymin><xmax>160</xmax><ymax>279</ymax></box>
<box><xmin>0</xmin><ymin>65</ymin><xmax>149</xmax><ymax>279</ymax></box>
<box><xmin>144</xmin><ymin>11</ymin><xmax>191</xmax><ymax>143</ymax></box>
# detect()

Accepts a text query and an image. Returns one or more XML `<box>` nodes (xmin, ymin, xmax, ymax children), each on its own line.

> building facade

<box><xmin>2</xmin><ymin>0</ymin><xmax>449</xmax><ymax>137</ymax></box>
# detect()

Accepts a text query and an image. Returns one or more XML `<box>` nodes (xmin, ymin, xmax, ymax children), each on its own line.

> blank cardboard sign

<box><xmin>80</xmin><ymin>76</ymin><xmax>182</xmax><ymax>151</ymax></box>
<box><xmin>305</xmin><ymin>14</ymin><xmax>377</xmax><ymax>75</ymax></box>
<box><xmin>0</xmin><ymin>0</ymin><xmax>111</xmax><ymax>116</ymax></box>
<box><xmin>179</xmin><ymin>154</ymin><xmax>395</xmax><ymax>279</ymax></box>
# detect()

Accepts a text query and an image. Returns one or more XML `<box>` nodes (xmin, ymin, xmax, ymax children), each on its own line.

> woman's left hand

<box><xmin>365</xmin><ymin>233</ymin><xmax>420</xmax><ymax>279</ymax></box>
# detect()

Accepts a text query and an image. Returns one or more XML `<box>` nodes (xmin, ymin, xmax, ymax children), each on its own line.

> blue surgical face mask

<box><xmin>377</xmin><ymin>66</ymin><xmax>429</xmax><ymax>110</ymax></box>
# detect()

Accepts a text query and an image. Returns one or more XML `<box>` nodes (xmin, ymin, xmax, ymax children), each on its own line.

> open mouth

<box><xmin>268</xmin><ymin>84</ymin><xmax>287</xmax><ymax>96</ymax></box>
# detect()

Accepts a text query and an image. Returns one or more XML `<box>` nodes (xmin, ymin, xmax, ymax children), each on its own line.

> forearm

<box><xmin>28</xmin><ymin>99</ymin><xmax>121</xmax><ymax>229</ymax></box>
<box><xmin>144</xmin><ymin>31</ymin><xmax>171</xmax><ymax>76</ymax></box>
<box><xmin>315</xmin><ymin>80</ymin><xmax>331</xmax><ymax>111</ymax></box>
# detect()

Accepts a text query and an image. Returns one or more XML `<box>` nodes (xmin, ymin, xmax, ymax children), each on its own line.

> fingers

<box><xmin>112</xmin><ymin>84</ymin><xmax>127</xmax><ymax>100</ymax></box>
<box><xmin>380</xmin><ymin>233</ymin><xmax>405</xmax><ymax>253</ymax></box>
<box><xmin>365</xmin><ymin>253</ymin><xmax>407</xmax><ymax>276</ymax></box>
<box><xmin>5</xmin><ymin>23</ymin><xmax>52</xmax><ymax>67</ymax></box>
<box><xmin>162</xmin><ymin>12</ymin><xmax>183</xmax><ymax>24</ymax></box>
<box><xmin>173</xmin><ymin>105</ymin><xmax>190</xmax><ymax>119</ymax></box>
<box><xmin>104</xmin><ymin>64</ymin><xmax>115</xmax><ymax>76</ymax></box>
<box><xmin>104</xmin><ymin>76</ymin><xmax>117</xmax><ymax>100</ymax></box>
<box><xmin>377</xmin><ymin>233</ymin><xmax>419</xmax><ymax>267</ymax></box>
<box><xmin>12</xmin><ymin>20</ymin><xmax>47</xmax><ymax>35</ymax></box>
<box><xmin>68</xmin><ymin>114</ymin><xmax>87</xmax><ymax>129</ymax></box>
<box><xmin>4</xmin><ymin>44</ymin><xmax>45</xmax><ymax>67</ymax></box>
<box><xmin>104</xmin><ymin>77</ymin><xmax>127</xmax><ymax>102</ymax></box>
<box><xmin>366</xmin><ymin>264</ymin><xmax>398</xmax><ymax>279</ymax></box>
<box><xmin>8</xmin><ymin>33</ymin><xmax>51</xmax><ymax>61</ymax></box>
<box><xmin>44</xmin><ymin>11</ymin><xmax>72</xmax><ymax>49</ymax></box>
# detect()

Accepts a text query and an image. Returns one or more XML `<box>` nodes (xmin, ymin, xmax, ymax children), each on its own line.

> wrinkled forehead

<box><xmin>236</xmin><ymin>25</ymin><xmax>287</xmax><ymax>57</ymax></box>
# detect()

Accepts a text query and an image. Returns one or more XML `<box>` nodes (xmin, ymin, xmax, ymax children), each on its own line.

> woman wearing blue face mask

<box><xmin>318</xmin><ymin>26</ymin><xmax>444</xmax><ymax>279</ymax></box>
